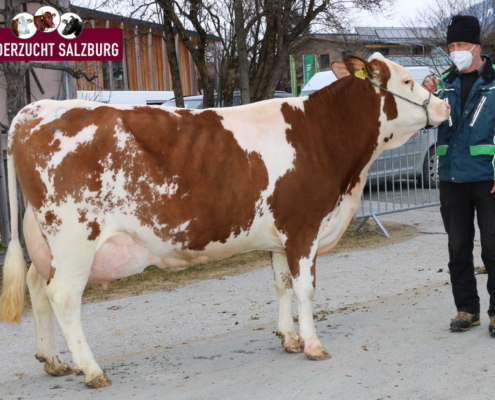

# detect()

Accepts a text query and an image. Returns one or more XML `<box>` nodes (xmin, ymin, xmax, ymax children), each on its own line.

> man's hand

<box><xmin>422</xmin><ymin>76</ymin><xmax>438</xmax><ymax>94</ymax></box>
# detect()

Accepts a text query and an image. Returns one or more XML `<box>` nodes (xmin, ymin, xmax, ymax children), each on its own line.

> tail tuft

<box><xmin>0</xmin><ymin>239</ymin><xmax>27</xmax><ymax>323</ymax></box>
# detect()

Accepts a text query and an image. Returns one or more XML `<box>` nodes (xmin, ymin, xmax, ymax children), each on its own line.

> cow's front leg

<box><xmin>271</xmin><ymin>252</ymin><xmax>304</xmax><ymax>353</ymax></box>
<box><xmin>26</xmin><ymin>264</ymin><xmax>73</xmax><ymax>377</ymax></box>
<box><xmin>45</xmin><ymin>255</ymin><xmax>111</xmax><ymax>388</ymax></box>
<box><xmin>290</xmin><ymin>253</ymin><xmax>331</xmax><ymax>361</ymax></box>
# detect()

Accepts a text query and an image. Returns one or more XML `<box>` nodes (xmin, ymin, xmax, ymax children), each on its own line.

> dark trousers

<box><xmin>440</xmin><ymin>181</ymin><xmax>495</xmax><ymax>317</ymax></box>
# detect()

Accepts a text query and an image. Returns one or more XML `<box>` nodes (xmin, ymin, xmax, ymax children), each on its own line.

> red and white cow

<box><xmin>34</xmin><ymin>10</ymin><xmax>56</xmax><ymax>32</ymax></box>
<box><xmin>12</xmin><ymin>15</ymin><xmax>33</xmax><ymax>37</ymax></box>
<box><xmin>0</xmin><ymin>53</ymin><xmax>450</xmax><ymax>388</ymax></box>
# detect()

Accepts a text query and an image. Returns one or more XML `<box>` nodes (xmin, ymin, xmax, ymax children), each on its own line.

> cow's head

<box><xmin>12</xmin><ymin>16</ymin><xmax>32</xmax><ymax>36</ymax></box>
<box><xmin>61</xmin><ymin>16</ymin><xmax>80</xmax><ymax>36</ymax></box>
<box><xmin>41</xmin><ymin>10</ymin><xmax>56</xmax><ymax>28</ymax></box>
<box><xmin>20</xmin><ymin>16</ymin><xmax>33</xmax><ymax>34</ymax></box>
<box><xmin>332</xmin><ymin>52</ymin><xmax>450</xmax><ymax>151</ymax></box>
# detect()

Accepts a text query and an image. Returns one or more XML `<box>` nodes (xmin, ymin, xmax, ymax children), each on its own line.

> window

<box><xmin>319</xmin><ymin>54</ymin><xmax>330</xmax><ymax>69</ymax></box>
<box><xmin>102</xmin><ymin>61</ymin><xmax>111</xmax><ymax>90</ymax></box>
<box><xmin>112</xmin><ymin>61</ymin><xmax>125</xmax><ymax>90</ymax></box>
<box><xmin>101</xmin><ymin>61</ymin><xmax>125</xmax><ymax>90</ymax></box>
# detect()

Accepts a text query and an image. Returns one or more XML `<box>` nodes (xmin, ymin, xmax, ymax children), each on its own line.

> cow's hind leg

<box><xmin>290</xmin><ymin>252</ymin><xmax>331</xmax><ymax>361</ymax></box>
<box><xmin>26</xmin><ymin>263</ymin><xmax>73</xmax><ymax>377</ymax></box>
<box><xmin>44</xmin><ymin>255</ymin><xmax>111</xmax><ymax>388</ymax></box>
<box><xmin>271</xmin><ymin>252</ymin><xmax>304</xmax><ymax>353</ymax></box>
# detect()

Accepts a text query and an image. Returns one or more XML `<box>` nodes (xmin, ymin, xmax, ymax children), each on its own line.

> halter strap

<box><xmin>366</xmin><ymin>78</ymin><xmax>438</xmax><ymax>127</ymax></box>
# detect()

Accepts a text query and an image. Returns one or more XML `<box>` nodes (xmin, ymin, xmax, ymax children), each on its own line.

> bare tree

<box><xmin>404</xmin><ymin>0</ymin><xmax>495</xmax><ymax>71</ymax></box>
<box><xmin>161</xmin><ymin>2</ymin><xmax>185</xmax><ymax>108</ymax></box>
<box><xmin>233</xmin><ymin>0</ymin><xmax>249</xmax><ymax>105</ymax></box>
<box><xmin>155</xmin><ymin>0</ymin><xmax>216</xmax><ymax>108</ymax></box>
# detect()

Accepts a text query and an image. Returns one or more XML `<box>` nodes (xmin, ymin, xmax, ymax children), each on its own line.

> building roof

<box><xmin>355</xmin><ymin>26</ymin><xmax>440</xmax><ymax>46</ymax></box>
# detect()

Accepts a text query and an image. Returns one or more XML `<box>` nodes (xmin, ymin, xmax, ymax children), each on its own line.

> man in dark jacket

<box><xmin>424</xmin><ymin>15</ymin><xmax>495</xmax><ymax>334</ymax></box>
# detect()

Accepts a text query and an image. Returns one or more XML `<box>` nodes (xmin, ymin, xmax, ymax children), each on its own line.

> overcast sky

<box><xmin>353</xmin><ymin>0</ymin><xmax>435</xmax><ymax>27</ymax></box>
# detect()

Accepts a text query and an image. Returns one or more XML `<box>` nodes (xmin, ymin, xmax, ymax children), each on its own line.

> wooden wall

<box><xmin>76</xmin><ymin>19</ymin><xmax>205</xmax><ymax>95</ymax></box>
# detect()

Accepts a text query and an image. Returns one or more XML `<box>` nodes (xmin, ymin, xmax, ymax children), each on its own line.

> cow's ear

<box><xmin>342</xmin><ymin>55</ymin><xmax>373</xmax><ymax>81</ymax></box>
<box><xmin>330</xmin><ymin>61</ymin><xmax>349</xmax><ymax>80</ymax></box>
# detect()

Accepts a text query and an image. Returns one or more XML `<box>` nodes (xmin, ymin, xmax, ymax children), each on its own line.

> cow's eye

<box><xmin>404</xmin><ymin>79</ymin><xmax>411</xmax><ymax>85</ymax></box>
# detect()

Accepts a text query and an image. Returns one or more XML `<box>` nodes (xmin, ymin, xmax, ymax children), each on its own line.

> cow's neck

<box><xmin>280</xmin><ymin>77</ymin><xmax>384</xmax><ymax>194</ymax></box>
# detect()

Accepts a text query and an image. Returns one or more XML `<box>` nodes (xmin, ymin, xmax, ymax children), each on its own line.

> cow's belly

<box><xmin>316</xmin><ymin>181</ymin><xmax>365</xmax><ymax>255</ymax></box>
<box><xmin>25</xmin><ymin>204</ymin><xmax>281</xmax><ymax>289</ymax></box>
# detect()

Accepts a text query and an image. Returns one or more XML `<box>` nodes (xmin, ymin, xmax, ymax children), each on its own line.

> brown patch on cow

<box><xmin>269</xmin><ymin>75</ymin><xmax>382</xmax><ymax>277</ymax></box>
<box><xmin>42</xmin><ymin>210</ymin><xmax>62</xmax><ymax>235</ymax></box>
<box><xmin>281</xmin><ymin>272</ymin><xmax>293</xmax><ymax>289</ymax></box>
<box><xmin>118</xmin><ymin>108</ymin><xmax>269</xmax><ymax>250</ymax></box>
<box><xmin>78</xmin><ymin>209</ymin><xmax>88</xmax><ymax>223</ymax></box>
<box><xmin>370</xmin><ymin>59</ymin><xmax>398</xmax><ymax>121</ymax></box>
<box><xmin>12</xmin><ymin>105</ymin><xmax>268</xmax><ymax>251</ymax></box>
<box><xmin>87</xmin><ymin>220</ymin><xmax>101</xmax><ymax>241</ymax></box>
<box><xmin>47</xmin><ymin>267</ymin><xmax>56</xmax><ymax>285</ymax></box>
<box><xmin>311</xmin><ymin>260</ymin><xmax>316</xmax><ymax>288</ymax></box>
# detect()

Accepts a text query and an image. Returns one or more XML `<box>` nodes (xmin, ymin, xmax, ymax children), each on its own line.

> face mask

<box><xmin>450</xmin><ymin>45</ymin><xmax>477</xmax><ymax>71</ymax></box>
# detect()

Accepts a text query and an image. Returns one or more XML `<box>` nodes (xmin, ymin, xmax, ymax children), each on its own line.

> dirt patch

<box><xmin>0</xmin><ymin>219</ymin><xmax>418</xmax><ymax>307</ymax></box>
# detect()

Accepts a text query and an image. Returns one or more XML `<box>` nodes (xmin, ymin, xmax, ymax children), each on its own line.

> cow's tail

<box><xmin>0</xmin><ymin>138</ymin><xmax>27</xmax><ymax>323</ymax></box>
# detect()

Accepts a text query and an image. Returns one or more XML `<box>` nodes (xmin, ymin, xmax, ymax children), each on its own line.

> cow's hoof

<box><xmin>85</xmin><ymin>374</ymin><xmax>112</xmax><ymax>388</ymax></box>
<box><xmin>305</xmin><ymin>347</ymin><xmax>331</xmax><ymax>361</ymax></box>
<box><xmin>44</xmin><ymin>362</ymin><xmax>73</xmax><ymax>377</ymax></box>
<box><xmin>276</xmin><ymin>331</ymin><xmax>304</xmax><ymax>353</ymax></box>
<box><xmin>38</xmin><ymin>355</ymin><xmax>73</xmax><ymax>376</ymax></box>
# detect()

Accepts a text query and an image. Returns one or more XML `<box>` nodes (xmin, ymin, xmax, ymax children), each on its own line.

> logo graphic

<box><xmin>59</xmin><ymin>13</ymin><xmax>83</xmax><ymax>39</ymax></box>
<box><xmin>11</xmin><ymin>13</ymin><xmax>34</xmax><ymax>39</ymax></box>
<box><xmin>33</xmin><ymin>6</ymin><xmax>59</xmax><ymax>33</ymax></box>
<box><xmin>1</xmin><ymin>9</ymin><xmax>123</xmax><ymax>61</ymax></box>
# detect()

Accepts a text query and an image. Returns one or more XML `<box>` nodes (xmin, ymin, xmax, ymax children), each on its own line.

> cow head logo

<box><xmin>33</xmin><ymin>6</ymin><xmax>59</xmax><ymax>33</ymax></box>
<box><xmin>11</xmin><ymin>12</ymin><xmax>35</xmax><ymax>39</ymax></box>
<box><xmin>58</xmin><ymin>13</ymin><xmax>83</xmax><ymax>39</ymax></box>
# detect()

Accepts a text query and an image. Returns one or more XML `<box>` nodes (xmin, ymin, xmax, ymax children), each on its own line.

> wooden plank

<box><xmin>124</xmin><ymin>23</ymin><xmax>138</xmax><ymax>90</ymax></box>
<box><xmin>138</xmin><ymin>27</ymin><xmax>152</xmax><ymax>91</ymax></box>
<box><xmin>152</xmin><ymin>30</ymin><xmax>165</xmax><ymax>91</ymax></box>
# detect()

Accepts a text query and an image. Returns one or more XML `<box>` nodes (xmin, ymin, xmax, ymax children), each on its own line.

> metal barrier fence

<box><xmin>355</xmin><ymin>128</ymin><xmax>440</xmax><ymax>237</ymax></box>
<box><xmin>0</xmin><ymin>132</ymin><xmax>9</xmax><ymax>247</ymax></box>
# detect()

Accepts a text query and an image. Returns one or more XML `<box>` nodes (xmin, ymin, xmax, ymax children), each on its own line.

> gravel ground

<box><xmin>1</xmin><ymin>206</ymin><xmax>493</xmax><ymax>399</ymax></box>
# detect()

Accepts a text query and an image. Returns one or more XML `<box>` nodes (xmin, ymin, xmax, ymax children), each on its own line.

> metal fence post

<box><xmin>0</xmin><ymin>127</ymin><xmax>10</xmax><ymax>246</ymax></box>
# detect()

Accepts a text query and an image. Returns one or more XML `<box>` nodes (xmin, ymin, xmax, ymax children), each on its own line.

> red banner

<box><xmin>0</xmin><ymin>28</ymin><xmax>123</xmax><ymax>61</ymax></box>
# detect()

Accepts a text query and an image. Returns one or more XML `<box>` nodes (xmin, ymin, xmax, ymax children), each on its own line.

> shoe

<box><xmin>489</xmin><ymin>316</ymin><xmax>495</xmax><ymax>337</ymax></box>
<box><xmin>450</xmin><ymin>311</ymin><xmax>480</xmax><ymax>332</ymax></box>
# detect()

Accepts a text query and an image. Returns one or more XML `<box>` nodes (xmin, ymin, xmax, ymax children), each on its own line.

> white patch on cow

<box><xmin>146</xmin><ymin>175</ymin><xmax>180</xmax><ymax>197</ymax></box>
<box><xmin>48</xmin><ymin>124</ymin><xmax>98</xmax><ymax>169</ymax></box>
<box><xmin>169</xmin><ymin>220</ymin><xmax>191</xmax><ymax>235</ymax></box>
<box><xmin>215</xmin><ymin>101</ymin><xmax>298</xmax><ymax>195</ymax></box>
<box><xmin>114</xmin><ymin>119</ymin><xmax>128</xmax><ymax>149</ymax></box>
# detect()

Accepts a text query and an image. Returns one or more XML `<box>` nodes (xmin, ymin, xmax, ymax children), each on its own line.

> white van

<box><xmin>299</xmin><ymin>71</ymin><xmax>337</xmax><ymax>96</ymax></box>
<box><xmin>77</xmin><ymin>91</ymin><xmax>175</xmax><ymax>106</ymax></box>
<box><xmin>299</xmin><ymin>66</ymin><xmax>430</xmax><ymax>97</ymax></box>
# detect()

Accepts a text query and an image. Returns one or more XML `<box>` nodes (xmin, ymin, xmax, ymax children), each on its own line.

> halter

<box><xmin>366</xmin><ymin>75</ymin><xmax>445</xmax><ymax>127</ymax></box>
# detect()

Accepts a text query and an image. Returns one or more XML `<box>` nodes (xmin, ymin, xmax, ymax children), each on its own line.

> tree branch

<box><xmin>28</xmin><ymin>62</ymin><xmax>98</xmax><ymax>82</ymax></box>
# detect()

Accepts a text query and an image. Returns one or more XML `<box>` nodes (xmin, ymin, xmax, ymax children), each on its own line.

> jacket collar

<box><xmin>444</xmin><ymin>55</ymin><xmax>495</xmax><ymax>84</ymax></box>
